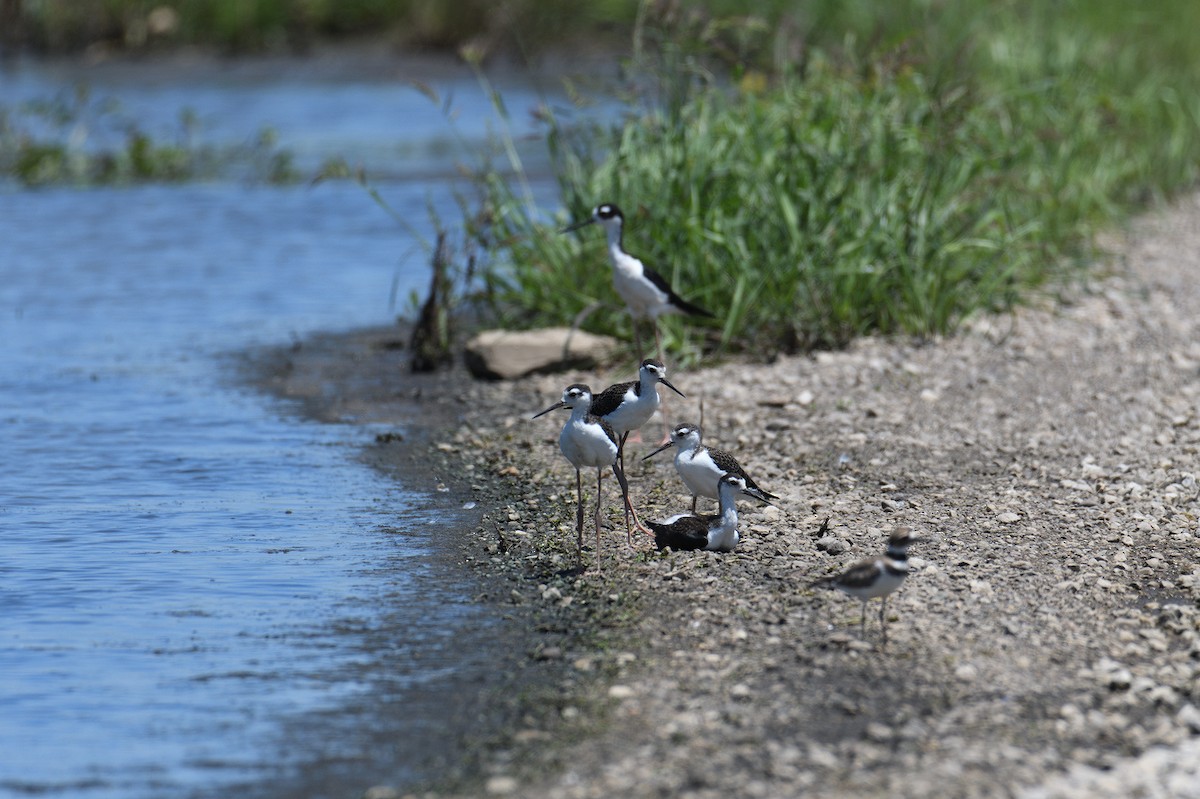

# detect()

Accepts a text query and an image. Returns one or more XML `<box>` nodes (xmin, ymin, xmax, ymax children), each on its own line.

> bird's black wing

<box><xmin>590</xmin><ymin>380</ymin><xmax>636</xmax><ymax>418</ymax></box>
<box><xmin>649</xmin><ymin>514</ymin><xmax>716</xmax><ymax>551</ymax></box>
<box><xmin>593</xmin><ymin>416</ymin><xmax>620</xmax><ymax>448</ymax></box>
<box><xmin>642</xmin><ymin>266</ymin><xmax>715</xmax><ymax>318</ymax></box>
<box><xmin>708</xmin><ymin>447</ymin><xmax>778</xmax><ymax>500</ymax></box>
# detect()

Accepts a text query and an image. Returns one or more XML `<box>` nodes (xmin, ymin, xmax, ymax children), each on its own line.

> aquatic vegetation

<box><xmin>0</xmin><ymin>86</ymin><xmax>296</xmax><ymax>186</ymax></box>
<box><xmin>458</xmin><ymin>1</ymin><xmax>1200</xmax><ymax>357</ymax></box>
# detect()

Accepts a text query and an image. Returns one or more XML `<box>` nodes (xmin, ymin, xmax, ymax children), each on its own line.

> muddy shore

<box><xmin>251</xmin><ymin>194</ymin><xmax>1200</xmax><ymax>798</ymax></box>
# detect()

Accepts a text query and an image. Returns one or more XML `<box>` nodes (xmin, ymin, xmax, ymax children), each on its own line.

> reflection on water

<box><xmin>0</xmin><ymin>57</ymin><xmax>560</xmax><ymax>798</ymax></box>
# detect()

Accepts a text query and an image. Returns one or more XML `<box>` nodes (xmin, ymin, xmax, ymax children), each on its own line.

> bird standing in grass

<box><xmin>647</xmin><ymin>473</ymin><xmax>762</xmax><ymax>552</ymax></box>
<box><xmin>562</xmin><ymin>203</ymin><xmax>714</xmax><ymax>362</ymax></box>
<box><xmin>643</xmin><ymin>422</ymin><xmax>777</xmax><ymax>513</ymax></box>
<box><xmin>811</xmin><ymin>527</ymin><xmax>917</xmax><ymax>643</ymax></box>
<box><xmin>533</xmin><ymin>383</ymin><xmax>643</xmax><ymax>565</ymax></box>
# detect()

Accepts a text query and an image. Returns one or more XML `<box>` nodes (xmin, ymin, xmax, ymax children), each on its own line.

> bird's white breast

<box><xmin>675</xmin><ymin>448</ymin><xmax>722</xmax><ymax>499</ymax></box>
<box><xmin>559</xmin><ymin>418</ymin><xmax>617</xmax><ymax>469</ymax></box>
<box><xmin>704</xmin><ymin>515</ymin><xmax>740</xmax><ymax>552</ymax></box>
<box><xmin>604</xmin><ymin>385</ymin><xmax>658</xmax><ymax>434</ymax></box>
<box><xmin>609</xmin><ymin>247</ymin><xmax>668</xmax><ymax>319</ymax></box>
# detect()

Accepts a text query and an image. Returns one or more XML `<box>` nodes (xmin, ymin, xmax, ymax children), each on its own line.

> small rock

<box><xmin>996</xmin><ymin>512</ymin><xmax>1021</xmax><ymax>524</ymax></box>
<box><xmin>817</xmin><ymin>536</ymin><xmax>848</xmax><ymax>555</ymax></box>
<box><xmin>608</xmin><ymin>684</ymin><xmax>636</xmax><ymax>699</ymax></box>
<box><xmin>865</xmin><ymin>721</ymin><xmax>893</xmax><ymax>742</ymax></box>
<box><xmin>363</xmin><ymin>787</ymin><xmax>401</xmax><ymax>799</ymax></box>
<box><xmin>1177</xmin><ymin>703</ymin><xmax>1200</xmax><ymax>733</ymax></box>
<box><xmin>465</xmin><ymin>328</ymin><xmax>620</xmax><ymax>380</ymax></box>
<box><xmin>485</xmin><ymin>776</ymin><xmax>519</xmax><ymax>795</ymax></box>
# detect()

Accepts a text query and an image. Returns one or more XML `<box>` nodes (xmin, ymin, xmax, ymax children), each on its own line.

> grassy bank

<box><xmin>12</xmin><ymin>0</ymin><xmax>641</xmax><ymax>55</ymax></box>
<box><xmin>462</xmin><ymin>0</ymin><xmax>1200</xmax><ymax>357</ymax></box>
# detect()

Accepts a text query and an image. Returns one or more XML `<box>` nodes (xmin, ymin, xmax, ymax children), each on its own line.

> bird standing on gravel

<box><xmin>643</xmin><ymin>422</ymin><xmax>777</xmax><ymax>513</ymax></box>
<box><xmin>590</xmin><ymin>358</ymin><xmax>685</xmax><ymax>542</ymax></box>
<box><xmin>811</xmin><ymin>527</ymin><xmax>917</xmax><ymax>643</ymax></box>
<box><xmin>533</xmin><ymin>383</ymin><xmax>643</xmax><ymax>564</ymax></box>
<box><xmin>647</xmin><ymin>473</ymin><xmax>761</xmax><ymax>552</ymax></box>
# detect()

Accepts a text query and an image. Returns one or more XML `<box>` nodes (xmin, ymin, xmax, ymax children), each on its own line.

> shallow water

<box><xmin>0</xmin><ymin>57</ymin><xmax>559</xmax><ymax>798</ymax></box>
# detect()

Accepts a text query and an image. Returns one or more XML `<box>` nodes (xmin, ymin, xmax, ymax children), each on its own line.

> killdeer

<box><xmin>811</xmin><ymin>527</ymin><xmax>917</xmax><ymax>643</ymax></box>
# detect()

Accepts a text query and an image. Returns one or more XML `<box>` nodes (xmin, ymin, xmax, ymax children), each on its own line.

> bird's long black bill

<box><xmin>642</xmin><ymin>440</ymin><xmax>674</xmax><ymax>461</ymax></box>
<box><xmin>659</xmin><ymin>378</ymin><xmax>686</xmax><ymax>399</ymax></box>
<box><xmin>745</xmin><ymin>487</ymin><xmax>776</xmax><ymax>507</ymax></box>
<box><xmin>532</xmin><ymin>401</ymin><xmax>566</xmax><ymax>419</ymax></box>
<box><xmin>560</xmin><ymin>218</ymin><xmax>595</xmax><ymax>234</ymax></box>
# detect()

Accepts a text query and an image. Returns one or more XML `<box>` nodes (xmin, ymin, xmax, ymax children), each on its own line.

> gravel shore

<box><xmin>266</xmin><ymin>193</ymin><xmax>1200</xmax><ymax>798</ymax></box>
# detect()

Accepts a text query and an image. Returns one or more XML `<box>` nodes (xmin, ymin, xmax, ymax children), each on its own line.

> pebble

<box><xmin>816</xmin><ymin>536</ymin><xmax>848</xmax><ymax>555</ymax></box>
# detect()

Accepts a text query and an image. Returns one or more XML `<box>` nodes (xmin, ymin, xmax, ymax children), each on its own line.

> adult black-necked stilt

<box><xmin>643</xmin><ymin>422</ymin><xmax>777</xmax><ymax>514</ymax></box>
<box><xmin>533</xmin><ymin>383</ymin><xmax>642</xmax><ymax>564</ymax></box>
<box><xmin>562</xmin><ymin>203</ymin><xmax>714</xmax><ymax>360</ymax></box>
<box><xmin>591</xmin><ymin>358</ymin><xmax>684</xmax><ymax>541</ymax></box>
<box><xmin>811</xmin><ymin>527</ymin><xmax>917</xmax><ymax>643</ymax></box>
<box><xmin>647</xmin><ymin>473</ymin><xmax>759</xmax><ymax>552</ymax></box>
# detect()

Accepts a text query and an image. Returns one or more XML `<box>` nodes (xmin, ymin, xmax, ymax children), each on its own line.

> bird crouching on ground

<box><xmin>647</xmin><ymin>473</ymin><xmax>762</xmax><ymax>553</ymax></box>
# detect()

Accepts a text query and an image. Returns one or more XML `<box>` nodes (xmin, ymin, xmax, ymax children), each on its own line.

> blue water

<box><xmin>0</xmin><ymin>57</ymin><xmax>559</xmax><ymax>798</ymax></box>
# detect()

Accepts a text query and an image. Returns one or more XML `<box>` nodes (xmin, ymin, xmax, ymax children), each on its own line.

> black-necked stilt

<box><xmin>591</xmin><ymin>358</ymin><xmax>685</xmax><ymax>542</ymax></box>
<box><xmin>533</xmin><ymin>383</ymin><xmax>642</xmax><ymax>564</ymax></box>
<box><xmin>562</xmin><ymin>203</ymin><xmax>714</xmax><ymax>359</ymax></box>
<box><xmin>643</xmin><ymin>422</ymin><xmax>777</xmax><ymax>514</ymax></box>
<box><xmin>648</xmin><ymin>473</ymin><xmax>757</xmax><ymax>552</ymax></box>
<box><xmin>810</xmin><ymin>527</ymin><xmax>917</xmax><ymax>643</ymax></box>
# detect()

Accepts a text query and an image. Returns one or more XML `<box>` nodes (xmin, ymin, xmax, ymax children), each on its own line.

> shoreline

<box><xmin>235</xmin><ymin>325</ymin><xmax>630</xmax><ymax>797</ymax></box>
<box><xmin>245</xmin><ymin>192</ymin><xmax>1200</xmax><ymax>797</ymax></box>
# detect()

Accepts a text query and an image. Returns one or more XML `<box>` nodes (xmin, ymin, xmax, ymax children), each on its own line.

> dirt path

<box><xmin>265</xmin><ymin>193</ymin><xmax>1200</xmax><ymax>797</ymax></box>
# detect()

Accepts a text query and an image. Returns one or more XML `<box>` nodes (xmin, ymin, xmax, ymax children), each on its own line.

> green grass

<box><xmin>459</xmin><ymin>0</ymin><xmax>1200</xmax><ymax>358</ymax></box>
<box><xmin>15</xmin><ymin>0</ymin><xmax>641</xmax><ymax>54</ymax></box>
<box><xmin>0</xmin><ymin>86</ymin><xmax>296</xmax><ymax>185</ymax></box>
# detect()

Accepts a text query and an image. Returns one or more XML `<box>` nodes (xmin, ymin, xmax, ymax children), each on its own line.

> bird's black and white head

<box><xmin>560</xmin><ymin>383</ymin><xmax>592</xmax><ymax>409</ymax></box>
<box><xmin>717</xmin><ymin>473</ymin><xmax>752</xmax><ymax>500</ymax></box>
<box><xmin>886</xmin><ymin>527</ymin><xmax>917</xmax><ymax>558</ymax></box>
<box><xmin>561</xmin><ymin>202</ymin><xmax>624</xmax><ymax>235</ymax></box>
<box><xmin>642</xmin><ymin>421</ymin><xmax>702</xmax><ymax>461</ymax></box>
<box><xmin>593</xmin><ymin>203</ymin><xmax>623</xmax><ymax>224</ymax></box>
<box><xmin>670</xmin><ymin>422</ymin><xmax>703</xmax><ymax>452</ymax></box>
<box><xmin>533</xmin><ymin>383</ymin><xmax>593</xmax><ymax>418</ymax></box>
<box><xmin>639</xmin><ymin>358</ymin><xmax>685</xmax><ymax>398</ymax></box>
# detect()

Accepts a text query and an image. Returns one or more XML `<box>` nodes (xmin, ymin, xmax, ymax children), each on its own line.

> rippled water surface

<box><xmin>0</xmin><ymin>58</ymin><xmax>556</xmax><ymax>798</ymax></box>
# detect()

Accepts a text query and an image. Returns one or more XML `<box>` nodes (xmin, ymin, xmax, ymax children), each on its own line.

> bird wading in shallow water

<box><xmin>590</xmin><ymin>358</ymin><xmax>685</xmax><ymax>542</ymax></box>
<box><xmin>561</xmin><ymin>203</ymin><xmax>714</xmax><ymax>362</ymax></box>
<box><xmin>811</xmin><ymin>527</ymin><xmax>917</xmax><ymax>644</ymax></box>
<box><xmin>533</xmin><ymin>384</ymin><xmax>644</xmax><ymax>565</ymax></box>
<box><xmin>647</xmin><ymin>473</ymin><xmax>761</xmax><ymax>552</ymax></box>
<box><xmin>643</xmin><ymin>422</ymin><xmax>777</xmax><ymax>514</ymax></box>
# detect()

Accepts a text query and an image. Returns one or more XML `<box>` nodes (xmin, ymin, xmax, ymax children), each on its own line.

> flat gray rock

<box><xmin>464</xmin><ymin>327</ymin><xmax>620</xmax><ymax>380</ymax></box>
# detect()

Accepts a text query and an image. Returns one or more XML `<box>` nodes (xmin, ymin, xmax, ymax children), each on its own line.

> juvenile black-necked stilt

<box><xmin>811</xmin><ymin>527</ymin><xmax>917</xmax><ymax>643</ymax></box>
<box><xmin>647</xmin><ymin>473</ymin><xmax>758</xmax><ymax>552</ymax></box>
<box><xmin>591</xmin><ymin>358</ymin><xmax>685</xmax><ymax>541</ymax></box>
<box><xmin>533</xmin><ymin>383</ymin><xmax>643</xmax><ymax>564</ymax></box>
<box><xmin>562</xmin><ymin>203</ymin><xmax>714</xmax><ymax>360</ymax></box>
<box><xmin>643</xmin><ymin>422</ymin><xmax>777</xmax><ymax>513</ymax></box>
